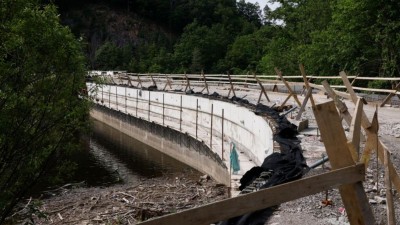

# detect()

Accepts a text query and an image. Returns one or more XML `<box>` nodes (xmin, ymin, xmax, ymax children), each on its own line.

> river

<box><xmin>31</xmin><ymin>119</ymin><xmax>200</xmax><ymax>195</ymax></box>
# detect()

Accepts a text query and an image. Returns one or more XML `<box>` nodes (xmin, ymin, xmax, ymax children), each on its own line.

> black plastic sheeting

<box><xmin>215</xmin><ymin>100</ymin><xmax>308</xmax><ymax>225</ymax></box>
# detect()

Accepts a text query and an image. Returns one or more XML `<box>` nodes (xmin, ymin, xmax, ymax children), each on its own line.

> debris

<box><xmin>374</xmin><ymin>196</ymin><xmax>386</xmax><ymax>204</ymax></box>
<box><xmin>15</xmin><ymin>173</ymin><xmax>228</xmax><ymax>224</ymax></box>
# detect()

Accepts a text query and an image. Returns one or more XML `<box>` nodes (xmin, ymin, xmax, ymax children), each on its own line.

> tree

<box><xmin>0</xmin><ymin>0</ymin><xmax>89</xmax><ymax>222</ymax></box>
<box><xmin>224</xmin><ymin>26</ymin><xmax>275</xmax><ymax>74</ymax></box>
<box><xmin>236</xmin><ymin>0</ymin><xmax>262</xmax><ymax>27</ymax></box>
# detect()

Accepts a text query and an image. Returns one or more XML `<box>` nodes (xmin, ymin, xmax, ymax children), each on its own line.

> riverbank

<box><xmin>10</xmin><ymin>172</ymin><xmax>228</xmax><ymax>224</ymax></box>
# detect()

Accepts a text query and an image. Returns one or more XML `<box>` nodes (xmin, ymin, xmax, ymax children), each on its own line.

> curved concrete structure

<box><xmin>87</xmin><ymin>83</ymin><xmax>274</xmax><ymax>186</ymax></box>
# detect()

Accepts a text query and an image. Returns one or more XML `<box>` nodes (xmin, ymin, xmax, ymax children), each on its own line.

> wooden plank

<box><xmin>137</xmin><ymin>75</ymin><xmax>143</xmax><ymax>88</ymax></box>
<box><xmin>360</xmin><ymin>111</ymin><xmax>378</xmax><ymax>167</ymax></box>
<box><xmin>275</xmin><ymin>68</ymin><xmax>302</xmax><ymax>106</ymax></box>
<box><xmin>184</xmin><ymin>73</ymin><xmax>191</xmax><ymax>92</ymax></box>
<box><xmin>348</xmin><ymin>98</ymin><xmax>363</xmax><ymax>160</ymax></box>
<box><xmin>380</xmin><ymin>82</ymin><xmax>400</xmax><ymax>107</ymax></box>
<box><xmin>384</xmin><ymin>147</ymin><xmax>396</xmax><ymax>225</ymax></box>
<box><xmin>149</xmin><ymin>73</ymin><xmax>157</xmax><ymax>86</ymax></box>
<box><xmin>340</xmin><ymin>71</ymin><xmax>371</xmax><ymax>129</ymax></box>
<box><xmin>201</xmin><ymin>71</ymin><xmax>209</xmax><ymax>94</ymax></box>
<box><xmin>254</xmin><ymin>74</ymin><xmax>270</xmax><ymax>103</ymax></box>
<box><xmin>295</xmin><ymin>87</ymin><xmax>312</xmax><ymax>120</ymax></box>
<box><xmin>312</xmin><ymin>101</ymin><xmax>375</xmax><ymax>225</ymax></box>
<box><xmin>341</xmin><ymin>72</ymin><xmax>400</xmax><ymax>194</ymax></box>
<box><xmin>322</xmin><ymin>80</ymin><xmax>353</xmax><ymax>125</ymax></box>
<box><xmin>138</xmin><ymin>164</ymin><xmax>365</xmax><ymax>225</ymax></box>
<box><xmin>227</xmin><ymin>73</ymin><xmax>236</xmax><ymax>97</ymax></box>
<box><xmin>299</xmin><ymin>64</ymin><xmax>316</xmax><ymax>107</ymax></box>
<box><xmin>163</xmin><ymin>75</ymin><xmax>173</xmax><ymax>91</ymax></box>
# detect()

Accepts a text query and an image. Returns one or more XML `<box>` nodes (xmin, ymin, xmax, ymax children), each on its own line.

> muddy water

<box><xmin>31</xmin><ymin>120</ymin><xmax>200</xmax><ymax>194</ymax></box>
<box><xmin>84</xmin><ymin>119</ymin><xmax>200</xmax><ymax>185</ymax></box>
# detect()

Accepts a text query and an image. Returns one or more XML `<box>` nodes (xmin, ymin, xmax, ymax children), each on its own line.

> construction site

<box><xmin>20</xmin><ymin>66</ymin><xmax>400</xmax><ymax>225</ymax></box>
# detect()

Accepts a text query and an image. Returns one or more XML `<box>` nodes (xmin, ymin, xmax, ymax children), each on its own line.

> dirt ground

<box><xmin>8</xmin><ymin>90</ymin><xmax>400</xmax><ymax>225</ymax></box>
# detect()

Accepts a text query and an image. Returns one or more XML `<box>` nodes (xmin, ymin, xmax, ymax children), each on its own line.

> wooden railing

<box><xmin>88</xmin><ymin>68</ymin><xmax>400</xmax><ymax>224</ymax></box>
<box><xmin>88</xmin><ymin>70</ymin><xmax>400</xmax><ymax>107</ymax></box>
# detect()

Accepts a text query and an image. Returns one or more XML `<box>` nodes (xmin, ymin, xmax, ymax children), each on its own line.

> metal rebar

<box><xmin>162</xmin><ymin>94</ymin><xmax>165</xmax><ymax>126</ymax></box>
<box><xmin>180</xmin><ymin>95</ymin><xmax>182</xmax><ymax>131</ymax></box>
<box><xmin>196</xmin><ymin>99</ymin><xmax>198</xmax><ymax>138</ymax></box>
<box><xmin>280</xmin><ymin>106</ymin><xmax>298</xmax><ymax>116</ymax></box>
<box><xmin>148</xmin><ymin>91</ymin><xmax>151</xmax><ymax>121</ymax></box>
<box><xmin>210</xmin><ymin>104</ymin><xmax>213</xmax><ymax>148</ymax></box>
<box><xmin>136</xmin><ymin>89</ymin><xmax>138</xmax><ymax>117</ymax></box>
<box><xmin>222</xmin><ymin>108</ymin><xmax>224</xmax><ymax>161</ymax></box>
<box><xmin>309</xmin><ymin>155</ymin><xmax>329</xmax><ymax>169</ymax></box>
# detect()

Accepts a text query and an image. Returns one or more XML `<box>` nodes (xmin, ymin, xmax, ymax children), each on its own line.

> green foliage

<box><xmin>173</xmin><ymin>21</ymin><xmax>233</xmax><ymax>73</ymax></box>
<box><xmin>0</xmin><ymin>0</ymin><xmax>89</xmax><ymax>221</ymax></box>
<box><xmin>368</xmin><ymin>80</ymin><xmax>392</xmax><ymax>90</ymax></box>
<box><xmin>94</xmin><ymin>42</ymin><xmax>132</xmax><ymax>70</ymax></box>
<box><xmin>53</xmin><ymin>0</ymin><xmax>400</xmax><ymax>80</ymax></box>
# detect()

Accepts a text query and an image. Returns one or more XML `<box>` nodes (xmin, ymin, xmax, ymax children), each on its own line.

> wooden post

<box><xmin>312</xmin><ymin>101</ymin><xmax>375</xmax><ymax>225</ymax></box>
<box><xmin>340</xmin><ymin>71</ymin><xmax>371</xmax><ymax>128</ymax></box>
<box><xmin>341</xmin><ymin>71</ymin><xmax>400</xmax><ymax>195</ymax></box>
<box><xmin>101</xmin><ymin>86</ymin><xmax>104</xmax><ymax>104</ymax></box>
<box><xmin>227</xmin><ymin>73</ymin><xmax>236</xmax><ymax>98</ymax></box>
<box><xmin>295</xmin><ymin>87</ymin><xmax>312</xmax><ymax>121</ymax></box>
<box><xmin>184</xmin><ymin>73</ymin><xmax>191</xmax><ymax>92</ymax></box>
<box><xmin>254</xmin><ymin>74</ymin><xmax>270</xmax><ymax>103</ymax></box>
<box><xmin>322</xmin><ymin>80</ymin><xmax>353</xmax><ymax>125</ymax></box>
<box><xmin>222</xmin><ymin>109</ymin><xmax>224</xmax><ymax>161</ymax></box>
<box><xmin>201</xmin><ymin>70</ymin><xmax>209</xmax><ymax>94</ymax></box>
<box><xmin>149</xmin><ymin>73</ymin><xmax>157</xmax><ymax>87</ymax></box>
<box><xmin>210</xmin><ymin>104</ymin><xmax>213</xmax><ymax>148</ymax></box>
<box><xmin>127</xmin><ymin>75</ymin><xmax>134</xmax><ymax>87</ymax></box>
<box><xmin>108</xmin><ymin>86</ymin><xmax>111</xmax><ymax>108</ymax></box>
<box><xmin>163</xmin><ymin>75</ymin><xmax>173</xmax><ymax>91</ymax></box>
<box><xmin>137</xmin><ymin>74</ymin><xmax>143</xmax><ymax>88</ymax></box>
<box><xmin>384</xmin><ymin>148</ymin><xmax>396</xmax><ymax>225</ymax></box>
<box><xmin>360</xmin><ymin>109</ymin><xmax>378</xmax><ymax>165</ymax></box>
<box><xmin>274</xmin><ymin>68</ymin><xmax>302</xmax><ymax>107</ymax></box>
<box><xmin>380</xmin><ymin>82</ymin><xmax>400</xmax><ymax>107</ymax></box>
<box><xmin>348</xmin><ymin>98</ymin><xmax>363</xmax><ymax>160</ymax></box>
<box><xmin>299</xmin><ymin>64</ymin><xmax>315</xmax><ymax>107</ymax></box>
<box><xmin>125</xmin><ymin>87</ymin><xmax>127</xmax><ymax>113</ymax></box>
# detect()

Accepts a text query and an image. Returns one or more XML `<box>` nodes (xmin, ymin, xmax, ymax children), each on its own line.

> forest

<box><xmin>55</xmin><ymin>0</ymin><xmax>400</xmax><ymax>88</ymax></box>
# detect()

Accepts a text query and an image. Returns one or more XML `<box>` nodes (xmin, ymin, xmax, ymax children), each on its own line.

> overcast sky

<box><xmin>244</xmin><ymin>0</ymin><xmax>280</xmax><ymax>11</ymax></box>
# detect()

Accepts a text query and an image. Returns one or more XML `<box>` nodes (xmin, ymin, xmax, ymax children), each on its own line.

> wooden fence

<box><xmin>89</xmin><ymin>68</ymin><xmax>400</xmax><ymax>107</ymax></box>
<box><xmin>88</xmin><ymin>66</ymin><xmax>400</xmax><ymax>225</ymax></box>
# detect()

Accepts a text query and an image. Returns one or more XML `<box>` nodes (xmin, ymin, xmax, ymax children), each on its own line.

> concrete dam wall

<box><xmin>87</xmin><ymin>83</ymin><xmax>274</xmax><ymax>185</ymax></box>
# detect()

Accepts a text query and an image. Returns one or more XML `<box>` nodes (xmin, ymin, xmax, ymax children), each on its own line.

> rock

<box><xmin>379</xmin><ymin>189</ymin><xmax>386</xmax><ymax>197</ymax></box>
<box><xmin>200</xmin><ymin>174</ymin><xmax>210</xmax><ymax>180</ymax></box>
<box><xmin>374</xmin><ymin>196</ymin><xmax>386</xmax><ymax>204</ymax></box>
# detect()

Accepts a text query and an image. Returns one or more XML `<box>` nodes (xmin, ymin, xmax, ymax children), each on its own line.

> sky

<box><xmin>244</xmin><ymin>0</ymin><xmax>280</xmax><ymax>11</ymax></box>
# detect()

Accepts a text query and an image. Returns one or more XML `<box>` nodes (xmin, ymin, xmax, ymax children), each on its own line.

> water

<box><xmin>31</xmin><ymin>119</ymin><xmax>200</xmax><ymax>194</ymax></box>
<box><xmin>83</xmin><ymin>119</ymin><xmax>199</xmax><ymax>185</ymax></box>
